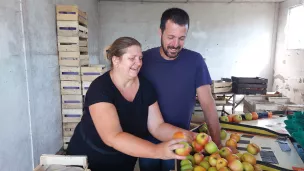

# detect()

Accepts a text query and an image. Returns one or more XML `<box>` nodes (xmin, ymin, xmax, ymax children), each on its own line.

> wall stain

<box><xmin>274</xmin><ymin>74</ymin><xmax>285</xmax><ymax>83</ymax></box>
<box><xmin>282</xmin><ymin>60</ymin><xmax>286</xmax><ymax>64</ymax></box>
<box><xmin>299</xmin><ymin>78</ymin><xmax>302</xmax><ymax>83</ymax></box>
<box><xmin>301</xmin><ymin>93</ymin><xmax>304</xmax><ymax>102</ymax></box>
<box><xmin>285</xmin><ymin>84</ymin><xmax>290</xmax><ymax>91</ymax></box>
<box><xmin>276</xmin><ymin>85</ymin><xmax>279</xmax><ymax>91</ymax></box>
<box><xmin>293</xmin><ymin>88</ymin><xmax>299</xmax><ymax>93</ymax></box>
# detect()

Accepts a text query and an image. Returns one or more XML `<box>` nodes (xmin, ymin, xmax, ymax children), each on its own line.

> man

<box><xmin>139</xmin><ymin>7</ymin><xmax>222</xmax><ymax>171</ymax></box>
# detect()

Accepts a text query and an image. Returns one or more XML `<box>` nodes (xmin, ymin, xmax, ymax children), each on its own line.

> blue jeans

<box><xmin>139</xmin><ymin>136</ymin><xmax>175</xmax><ymax>171</ymax></box>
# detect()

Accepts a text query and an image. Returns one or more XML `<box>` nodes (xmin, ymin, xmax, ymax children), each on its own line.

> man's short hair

<box><xmin>160</xmin><ymin>8</ymin><xmax>190</xmax><ymax>32</ymax></box>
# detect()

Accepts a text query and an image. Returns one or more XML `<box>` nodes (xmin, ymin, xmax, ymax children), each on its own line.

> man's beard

<box><xmin>161</xmin><ymin>38</ymin><xmax>181</xmax><ymax>59</ymax></box>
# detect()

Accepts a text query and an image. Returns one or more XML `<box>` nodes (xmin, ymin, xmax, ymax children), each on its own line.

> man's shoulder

<box><xmin>182</xmin><ymin>48</ymin><xmax>203</xmax><ymax>58</ymax></box>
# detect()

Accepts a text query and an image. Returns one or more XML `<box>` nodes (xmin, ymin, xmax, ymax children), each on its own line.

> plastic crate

<box><xmin>232</xmin><ymin>87</ymin><xmax>267</xmax><ymax>95</ymax></box>
<box><xmin>231</xmin><ymin>76</ymin><xmax>268</xmax><ymax>84</ymax></box>
<box><xmin>292</xmin><ymin>131</ymin><xmax>304</xmax><ymax>148</ymax></box>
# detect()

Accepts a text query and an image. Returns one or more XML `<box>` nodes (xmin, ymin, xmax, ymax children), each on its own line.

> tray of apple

<box><xmin>174</xmin><ymin>131</ymin><xmax>262</xmax><ymax>171</ymax></box>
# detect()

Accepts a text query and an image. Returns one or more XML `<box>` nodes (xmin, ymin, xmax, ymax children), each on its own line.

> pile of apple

<box><xmin>173</xmin><ymin>131</ymin><xmax>262</xmax><ymax>171</ymax></box>
<box><xmin>219</xmin><ymin>112</ymin><xmax>259</xmax><ymax>123</ymax></box>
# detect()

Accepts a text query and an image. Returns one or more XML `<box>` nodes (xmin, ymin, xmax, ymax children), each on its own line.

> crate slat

<box><xmin>60</xmin><ymin>66</ymin><xmax>80</xmax><ymax>81</ymax></box>
<box><xmin>212</xmin><ymin>87</ymin><xmax>232</xmax><ymax>93</ymax></box>
<box><xmin>79</xmin><ymin>40</ymin><xmax>88</xmax><ymax>47</ymax></box>
<box><xmin>62</xmin><ymin>109</ymin><xmax>83</xmax><ymax>123</ymax></box>
<box><xmin>82</xmin><ymin>81</ymin><xmax>92</xmax><ymax>95</ymax></box>
<box><xmin>57</xmin><ymin>36</ymin><xmax>79</xmax><ymax>52</ymax></box>
<box><xmin>80</xmin><ymin>46</ymin><xmax>88</xmax><ymax>53</ymax></box>
<box><xmin>58</xmin><ymin>52</ymin><xmax>80</xmax><ymax>66</ymax></box>
<box><xmin>57</xmin><ymin>21</ymin><xmax>79</xmax><ymax>37</ymax></box>
<box><xmin>80</xmin><ymin>54</ymin><xmax>89</xmax><ymax>66</ymax></box>
<box><xmin>62</xmin><ymin>95</ymin><xmax>83</xmax><ymax>109</ymax></box>
<box><xmin>81</xmin><ymin>66</ymin><xmax>105</xmax><ymax>81</ymax></box>
<box><xmin>60</xmin><ymin>81</ymin><xmax>82</xmax><ymax>95</ymax></box>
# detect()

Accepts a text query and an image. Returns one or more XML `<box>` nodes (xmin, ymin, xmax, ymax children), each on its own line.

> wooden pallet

<box><xmin>212</xmin><ymin>80</ymin><xmax>232</xmax><ymax>93</ymax></box>
<box><xmin>62</xmin><ymin>95</ymin><xmax>83</xmax><ymax>109</ymax></box>
<box><xmin>62</xmin><ymin>109</ymin><xmax>83</xmax><ymax>123</ymax></box>
<box><xmin>56</xmin><ymin>5</ymin><xmax>88</xmax><ymax>26</ymax></box>
<box><xmin>34</xmin><ymin>154</ymin><xmax>90</xmax><ymax>171</ymax></box>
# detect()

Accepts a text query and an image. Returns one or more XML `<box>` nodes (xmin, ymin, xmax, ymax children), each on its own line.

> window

<box><xmin>286</xmin><ymin>5</ymin><xmax>304</xmax><ymax>49</ymax></box>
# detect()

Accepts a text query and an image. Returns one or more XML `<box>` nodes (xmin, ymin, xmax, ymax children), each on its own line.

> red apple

<box><xmin>227</xmin><ymin>115</ymin><xmax>233</xmax><ymax>122</ymax></box>
<box><xmin>242</xmin><ymin>162</ymin><xmax>254</xmax><ymax>171</ymax></box>
<box><xmin>247</xmin><ymin>143</ymin><xmax>260</xmax><ymax>155</ymax></box>
<box><xmin>241</xmin><ymin>152</ymin><xmax>256</xmax><ymax>165</ymax></box>
<box><xmin>194</xmin><ymin>153</ymin><xmax>205</xmax><ymax>165</ymax></box>
<box><xmin>196</xmin><ymin>133</ymin><xmax>210</xmax><ymax>146</ymax></box>
<box><xmin>226</xmin><ymin>138</ymin><xmax>237</xmax><ymax>149</ymax></box>
<box><xmin>216</xmin><ymin>158</ymin><xmax>228</xmax><ymax>170</ymax></box>
<box><xmin>232</xmin><ymin>115</ymin><xmax>242</xmax><ymax>123</ymax></box>
<box><xmin>175</xmin><ymin>142</ymin><xmax>192</xmax><ymax>156</ymax></box>
<box><xmin>219</xmin><ymin>147</ymin><xmax>233</xmax><ymax>158</ymax></box>
<box><xmin>228</xmin><ymin>159</ymin><xmax>243</xmax><ymax>171</ymax></box>
<box><xmin>225</xmin><ymin>154</ymin><xmax>240</xmax><ymax>163</ymax></box>
<box><xmin>194</xmin><ymin>165</ymin><xmax>207</xmax><ymax>171</ymax></box>
<box><xmin>205</xmin><ymin>141</ymin><xmax>219</xmax><ymax>154</ymax></box>
<box><xmin>192</xmin><ymin>140</ymin><xmax>204</xmax><ymax>152</ymax></box>
<box><xmin>230</xmin><ymin>133</ymin><xmax>241</xmax><ymax>143</ymax></box>
<box><xmin>209</xmin><ymin>153</ymin><xmax>221</xmax><ymax>166</ymax></box>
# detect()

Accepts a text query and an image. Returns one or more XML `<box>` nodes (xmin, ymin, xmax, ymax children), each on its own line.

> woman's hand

<box><xmin>154</xmin><ymin>138</ymin><xmax>189</xmax><ymax>160</ymax></box>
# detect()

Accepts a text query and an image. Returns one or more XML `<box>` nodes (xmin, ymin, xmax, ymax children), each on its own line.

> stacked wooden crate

<box><xmin>56</xmin><ymin>5</ymin><xmax>89</xmax><ymax>150</ymax></box>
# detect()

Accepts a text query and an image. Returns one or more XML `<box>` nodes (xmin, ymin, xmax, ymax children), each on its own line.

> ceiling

<box><xmin>99</xmin><ymin>0</ymin><xmax>285</xmax><ymax>2</ymax></box>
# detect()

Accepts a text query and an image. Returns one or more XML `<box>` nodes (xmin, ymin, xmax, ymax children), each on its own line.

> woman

<box><xmin>67</xmin><ymin>37</ymin><xmax>195</xmax><ymax>171</ymax></box>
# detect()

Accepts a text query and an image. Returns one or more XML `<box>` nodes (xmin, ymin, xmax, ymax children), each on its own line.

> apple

<box><xmin>181</xmin><ymin>159</ymin><xmax>192</xmax><ymax>166</ymax></box>
<box><xmin>242</xmin><ymin>162</ymin><xmax>254</xmax><ymax>171</ymax></box>
<box><xmin>181</xmin><ymin>164</ymin><xmax>193</xmax><ymax>171</ymax></box>
<box><xmin>236</xmin><ymin>153</ymin><xmax>243</xmax><ymax>158</ymax></box>
<box><xmin>225</xmin><ymin>154</ymin><xmax>240</xmax><ymax>163</ymax></box>
<box><xmin>219</xmin><ymin>147</ymin><xmax>232</xmax><ymax>158</ymax></box>
<box><xmin>232</xmin><ymin>115</ymin><xmax>242</xmax><ymax>123</ymax></box>
<box><xmin>216</xmin><ymin>158</ymin><xmax>228</xmax><ymax>170</ymax></box>
<box><xmin>247</xmin><ymin>143</ymin><xmax>260</xmax><ymax>155</ymax></box>
<box><xmin>194</xmin><ymin>153</ymin><xmax>205</xmax><ymax>165</ymax></box>
<box><xmin>205</xmin><ymin>141</ymin><xmax>219</xmax><ymax>154</ymax></box>
<box><xmin>208</xmin><ymin>167</ymin><xmax>217</xmax><ymax>171</ymax></box>
<box><xmin>228</xmin><ymin>159</ymin><xmax>243</xmax><ymax>171</ymax></box>
<box><xmin>251</xmin><ymin>112</ymin><xmax>259</xmax><ymax>120</ymax></box>
<box><xmin>194</xmin><ymin>165</ymin><xmax>207</xmax><ymax>171</ymax></box>
<box><xmin>196</xmin><ymin>133</ymin><xmax>210</xmax><ymax>146</ymax></box>
<box><xmin>245</xmin><ymin>113</ymin><xmax>252</xmax><ymax>120</ymax></box>
<box><xmin>203</xmin><ymin>156</ymin><xmax>210</xmax><ymax>162</ymax></box>
<box><xmin>186</xmin><ymin>155</ymin><xmax>195</xmax><ymax>165</ymax></box>
<box><xmin>173</xmin><ymin>131</ymin><xmax>186</xmax><ymax>139</ymax></box>
<box><xmin>253</xmin><ymin>164</ymin><xmax>263</xmax><ymax>171</ymax></box>
<box><xmin>199</xmin><ymin>123</ymin><xmax>209</xmax><ymax>133</ymax></box>
<box><xmin>227</xmin><ymin>115</ymin><xmax>233</xmax><ymax>122</ymax></box>
<box><xmin>221</xmin><ymin>130</ymin><xmax>228</xmax><ymax>140</ymax></box>
<box><xmin>230</xmin><ymin>133</ymin><xmax>241</xmax><ymax>143</ymax></box>
<box><xmin>175</xmin><ymin>142</ymin><xmax>192</xmax><ymax>156</ymax></box>
<box><xmin>218</xmin><ymin>167</ymin><xmax>231</xmax><ymax>171</ymax></box>
<box><xmin>241</xmin><ymin>152</ymin><xmax>256</xmax><ymax>165</ymax></box>
<box><xmin>199</xmin><ymin>161</ymin><xmax>210</xmax><ymax>170</ymax></box>
<box><xmin>226</xmin><ymin>138</ymin><xmax>237</xmax><ymax>149</ymax></box>
<box><xmin>220</xmin><ymin>116</ymin><xmax>229</xmax><ymax>122</ymax></box>
<box><xmin>192</xmin><ymin>140</ymin><xmax>204</xmax><ymax>152</ymax></box>
<box><xmin>209</xmin><ymin>153</ymin><xmax>221</xmax><ymax>166</ymax></box>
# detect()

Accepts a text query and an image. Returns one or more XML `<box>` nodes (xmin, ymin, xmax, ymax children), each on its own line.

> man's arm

<box><xmin>196</xmin><ymin>85</ymin><xmax>222</xmax><ymax>147</ymax></box>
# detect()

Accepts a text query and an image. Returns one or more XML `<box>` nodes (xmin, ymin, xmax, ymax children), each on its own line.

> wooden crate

<box><xmin>79</xmin><ymin>39</ymin><xmax>88</xmax><ymax>47</ymax></box>
<box><xmin>81</xmin><ymin>66</ymin><xmax>106</xmax><ymax>81</ymax></box>
<box><xmin>63</xmin><ymin>122</ymin><xmax>78</xmax><ymax>137</ymax></box>
<box><xmin>59</xmin><ymin>66</ymin><xmax>80</xmax><ymax>81</ymax></box>
<box><xmin>57</xmin><ymin>21</ymin><xmax>88</xmax><ymax>38</ymax></box>
<box><xmin>80</xmin><ymin>54</ymin><xmax>89</xmax><ymax>66</ymax></box>
<box><xmin>57</xmin><ymin>36</ymin><xmax>79</xmax><ymax>52</ymax></box>
<box><xmin>60</xmin><ymin>81</ymin><xmax>82</xmax><ymax>95</ymax></box>
<box><xmin>82</xmin><ymin>81</ymin><xmax>92</xmax><ymax>95</ymax></box>
<box><xmin>211</xmin><ymin>80</ymin><xmax>232</xmax><ymax>93</ymax></box>
<box><xmin>34</xmin><ymin>154</ymin><xmax>90</xmax><ymax>171</ymax></box>
<box><xmin>58</xmin><ymin>51</ymin><xmax>80</xmax><ymax>66</ymax></box>
<box><xmin>62</xmin><ymin>109</ymin><xmax>83</xmax><ymax>123</ymax></box>
<box><xmin>56</xmin><ymin>5</ymin><xmax>88</xmax><ymax>26</ymax></box>
<box><xmin>62</xmin><ymin>95</ymin><xmax>83</xmax><ymax>109</ymax></box>
<box><xmin>63</xmin><ymin>137</ymin><xmax>71</xmax><ymax>150</ymax></box>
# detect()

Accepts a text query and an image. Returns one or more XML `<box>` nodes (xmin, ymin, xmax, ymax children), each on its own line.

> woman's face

<box><xmin>113</xmin><ymin>45</ymin><xmax>143</xmax><ymax>79</ymax></box>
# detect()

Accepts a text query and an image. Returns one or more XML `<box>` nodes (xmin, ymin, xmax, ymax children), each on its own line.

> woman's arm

<box><xmin>90</xmin><ymin>102</ymin><xmax>186</xmax><ymax>159</ymax></box>
<box><xmin>147</xmin><ymin>102</ymin><xmax>195</xmax><ymax>142</ymax></box>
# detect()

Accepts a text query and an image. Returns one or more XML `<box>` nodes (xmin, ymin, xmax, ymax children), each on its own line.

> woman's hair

<box><xmin>106</xmin><ymin>37</ymin><xmax>141</xmax><ymax>68</ymax></box>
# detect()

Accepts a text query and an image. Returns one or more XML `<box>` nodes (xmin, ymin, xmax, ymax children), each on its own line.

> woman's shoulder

<box><xmin>88</xmin><ymin>71</ymin><xmax>113</xmax><ymax>91</ymax></box>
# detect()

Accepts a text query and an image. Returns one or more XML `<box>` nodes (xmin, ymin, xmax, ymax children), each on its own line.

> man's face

<box><xmin>160</xmin><ymin>19</ymin><xmax>188</xmax><ymax>59</ymax></box>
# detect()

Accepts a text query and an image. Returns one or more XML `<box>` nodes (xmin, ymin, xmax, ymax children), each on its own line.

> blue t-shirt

<box><xmin>140</xmin><ymin>47</ymin><xmax>212</xmax><ymax>131</ymax></box>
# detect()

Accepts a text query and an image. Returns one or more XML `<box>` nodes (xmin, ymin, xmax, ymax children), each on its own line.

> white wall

<box><xmin>0</xmin><ymin>0</ymin><xmax>100</xmax><ymax>170</ymax></box>
<box><xmin>99</xmin><ymin>1</ymin><xmax>278</xmax><ymax>89</ymax></box>
<box><xmin>273</xmin><ymin>0</ymin><xmax>304</xmax><ymax>104</ymax></box>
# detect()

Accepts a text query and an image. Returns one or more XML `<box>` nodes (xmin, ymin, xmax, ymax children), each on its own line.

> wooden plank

<box><xmin>57</xmin><ymin>36</ymin><xmax>79</xmax><ymax>52</ymax></box>
<box><xmin>62</xmin><ymin>95</ymin><xmax>83</xmax><ymax>109</ymax></box>
<box><xmin>60</xmin><ymin>66</ymin><xmax>80</xmax><ymax>81</ymax></box>
<box><xmin>39</xmin><ymin>154</ymin><xmax>88</xmax><ymax>168</ymax></box>
<box><xmin>79</xmin><ymin>40</ymin><xmax>88</xmax><ymax>47</ymax></box>
<box><xmin>268</xmin><ymin>97</ymin><xmax>290</xmax><ymax>104</ymax></box>
<box><xmin>60</xmin><ymin>81</ymin><xmax>82</xmax><ymax>95</ymax></box>
<box><xmin>81</xmin><ymin>66</ymin><xmax>105</xmax><ymax>81</ymax></box>
<box><xmin>80</xmin><ymin>55</ymin><xmax>89</xmax><ymax>66</ymax></box>
<box><xmin>79</xmin><ymin>46</ymin><xmax>88</xmax><ymax>53</ymax></box>
<box><xmin>79</xmin><ymin>25</ymin><xmax>88</xmax><ymax>38</ymax></box>
<box><xmin>212</xmin><ymin>81</ymin><xmax>232</xmax><ymax>88</ymax></box>
<box><xmin>62</xmin><ymin>109</ymin><xmax>83</xmax><ymax>123</ymax></box>
<box><xmin>58</xmin><ymin>52</ymin><xmax>80</xmax><ymax>66</ymax></box>
<box><xmin>57</xmin><ymin>21</ymin><xmax>79</xmax><ymax>37</ymax></box>
<box><xmin>56</xmin><ymin>5</ymin><xmax>79</xmax><ymax>21</ymax></box>
<box><xmin>212</xmin><ymin>87</ymin><xmax>232</xmax><ymax>93</ymax></box>
<box><xmin>82</xmin><ymin>81</ymin><xmax>92</xmax><ymax>95</ymax></box>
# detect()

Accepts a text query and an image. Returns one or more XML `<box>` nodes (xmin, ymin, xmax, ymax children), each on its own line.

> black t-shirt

<box><xmin>79</xmin><ymin>71</ymin><xmax>157</xmax><ymax>153</ymax></box>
